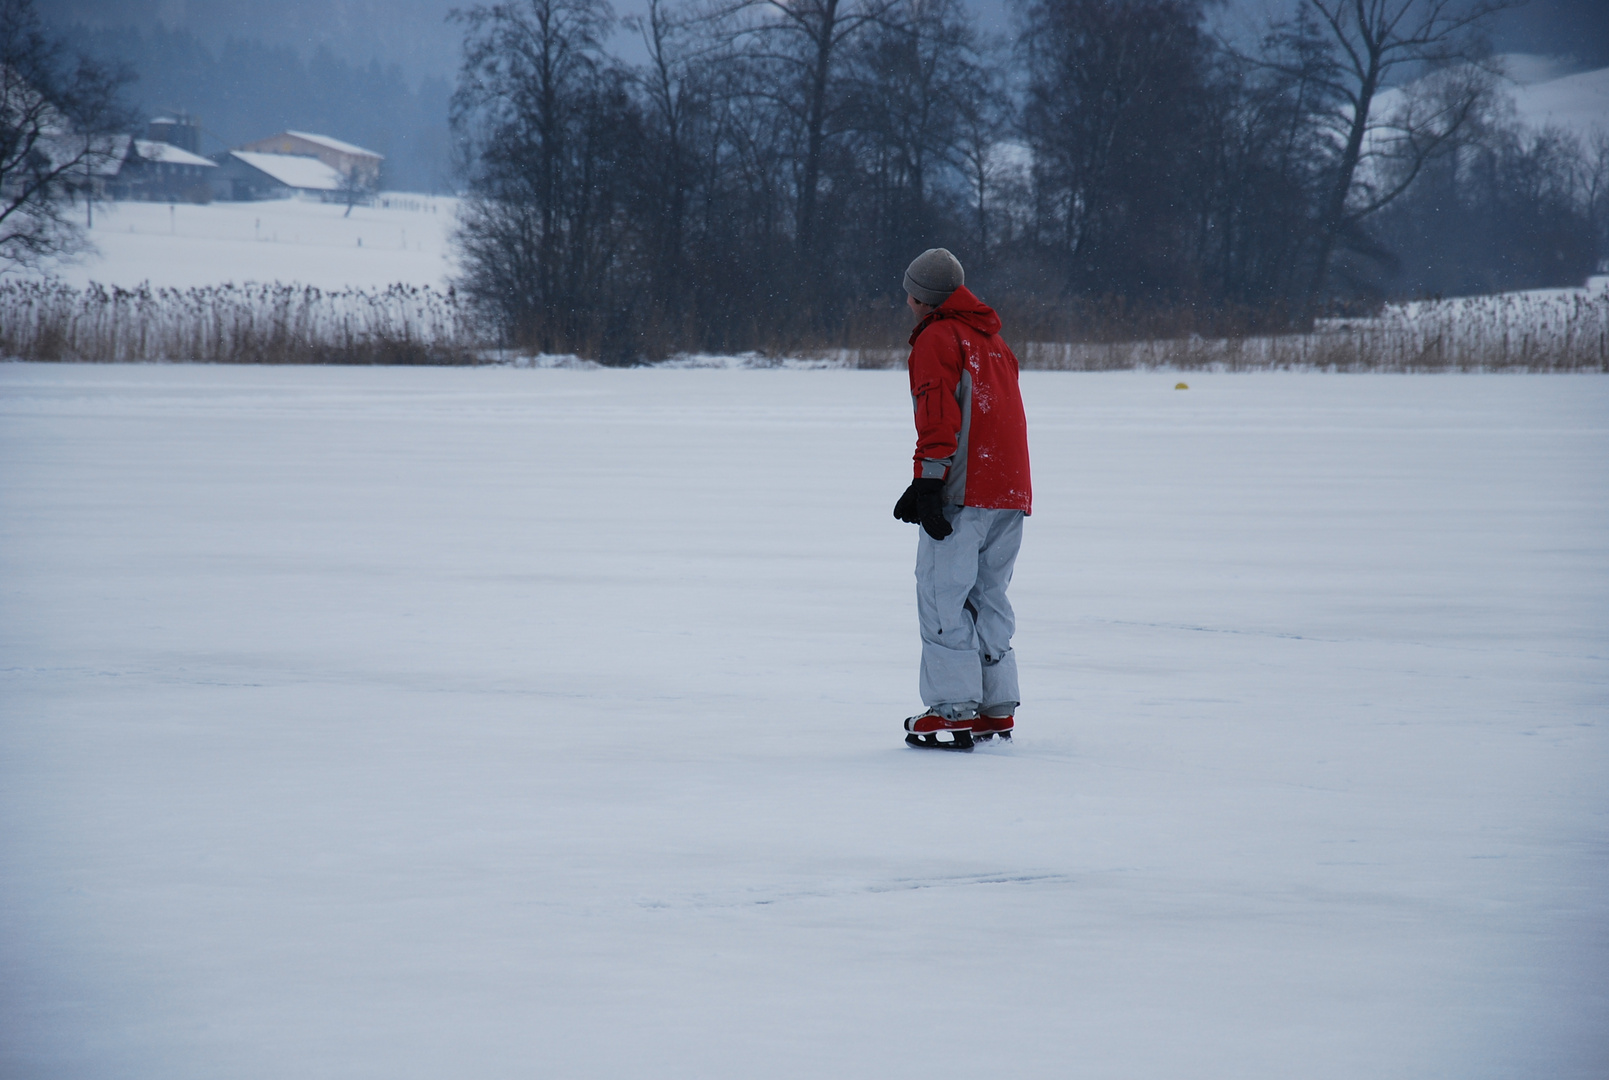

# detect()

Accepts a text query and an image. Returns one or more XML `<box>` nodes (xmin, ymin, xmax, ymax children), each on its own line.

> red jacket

<box><xmin>907</xmin><ymin>285</ymin><xmax>1032</xmax><ymax>513</ymax></box>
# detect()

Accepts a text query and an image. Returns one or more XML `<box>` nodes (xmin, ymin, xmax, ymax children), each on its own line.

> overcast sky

<box><xmin>42</xmin><ymin>0</ymin><xmax>1609</xmax><ymax>86</ymax></box>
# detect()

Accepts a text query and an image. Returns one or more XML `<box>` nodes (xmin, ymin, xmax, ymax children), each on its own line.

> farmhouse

<box><xmin>20</xmin><ymin>130</ymin><xmax>210</xmax><ymax>203</ymax></box>
<box><xmin>108</xmin><ymin>138</ymin><xmax>217</xmax><ymax>202</ymax></box>
<box><xmin>237</xmin><ymin>131</ymin><xmax>383</xmax><ymax>191</ymax></box>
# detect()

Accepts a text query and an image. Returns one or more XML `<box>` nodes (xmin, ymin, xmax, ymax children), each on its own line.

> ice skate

<box><xmin>904</xmin><ymin>709</ymin><xmax>975</xmax><ymax>751</ymax></box>
<box><xmin>971</xmin><ymin>714</ymin><xmax>1014</xmax><ymax>741</ymax></box>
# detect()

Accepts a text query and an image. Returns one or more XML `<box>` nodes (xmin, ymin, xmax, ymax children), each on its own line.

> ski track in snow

<box><xmin>0</xmin><ymin>364</ymin><xmax>1605</xmax><ymax>1080</ymax></box>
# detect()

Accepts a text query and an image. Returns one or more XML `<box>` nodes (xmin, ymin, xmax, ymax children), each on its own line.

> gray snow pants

<box><xmin>916</xmin><ymin>505</ymin><xmax>1024</xmax><ymax>719</ymax></box>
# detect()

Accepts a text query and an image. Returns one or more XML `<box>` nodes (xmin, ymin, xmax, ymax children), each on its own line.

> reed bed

<box><xmin>0</xmin><ymin>281</ymin><xmax>483</xmax><ymax>365</ymax></box>
<box><xmin>2</xmin><ymin>279</ymin><xmax>1604</xmax><ymax>371</ymax></box>
<box><xmin>839</xmin><ymin>289</ymin><xmax>1609</xmax><ymax>372</ymax></box>
<box><xmin>1014</xmin><ymin>290</ymin><xmax>1609</xmax><ymax>373</ymax></box>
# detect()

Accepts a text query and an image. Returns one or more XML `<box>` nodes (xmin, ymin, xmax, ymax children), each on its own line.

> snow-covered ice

<box><xmin>0</xmin><ymin>364</ymin><xmax>1605</xmax><ymax>1079</ymax></box>
<box><xmin>33</xmin><ymin>194</ymin><xmax>459</xmax><ymax>291</ymax></box>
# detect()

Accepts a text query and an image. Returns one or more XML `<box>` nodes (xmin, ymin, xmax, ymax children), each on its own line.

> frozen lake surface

<box><xmin>1</xmin><ymin>364</ymin><xmax>1605</xmax><ymax>1079</ymax></box>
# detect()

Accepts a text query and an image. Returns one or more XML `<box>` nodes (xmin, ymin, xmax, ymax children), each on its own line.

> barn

<box><xmin>209</xmin><ymin>151</ymin><xmax>347</xmax><ymax>202</ymax></box>
<box><xmin>236</xmin><ymin>131</ymin><xmax>383</xmax><ymax>192</ymax></box>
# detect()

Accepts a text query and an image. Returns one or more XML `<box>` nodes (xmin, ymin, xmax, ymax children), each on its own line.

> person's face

<box><xmin>907</xmin><ymin>293</ymin><xmax>933</xmax><ymax>321</ymax></box>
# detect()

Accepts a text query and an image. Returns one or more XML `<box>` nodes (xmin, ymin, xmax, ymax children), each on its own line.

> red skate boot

<box><xmin>971</xmin><ymin>714</ymin><xmax>1014</xmax><ymax>741</ymax></box>
<box><xmin>904</xmin><ymin>709</ymin><xmax>976</xmax><ymax>751</ymax></box>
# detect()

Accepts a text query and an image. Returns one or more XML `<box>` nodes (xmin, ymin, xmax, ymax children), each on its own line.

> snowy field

<box><xmin>1</xmin><ymin>364</ymin><xmax>1605</xmax><ymax>1079</ymax></box>
<box><xmin>42</xmin><ymin>194</ymin><xmax>459</xmax><ymax>291</ymax></box>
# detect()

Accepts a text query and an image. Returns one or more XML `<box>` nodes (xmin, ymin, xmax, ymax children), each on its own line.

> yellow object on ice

<box><xmin>1175</xmin><ymin>382</ymin><xmax>1189</xmax><ymax>390</ymax></box>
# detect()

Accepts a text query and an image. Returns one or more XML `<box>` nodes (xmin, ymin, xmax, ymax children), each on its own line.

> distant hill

<box><xmin>39</xmin><ymin>0</ymin><xmax>462</xmax><ymax>88</ymax></box>
<box><xmin>57</xmin><ymin>23</ymin><xmax>452</xmax><ymax>194</ymax></box>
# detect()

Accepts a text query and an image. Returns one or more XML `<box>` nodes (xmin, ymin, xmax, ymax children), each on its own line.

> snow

<box><xmin>1367</xmin><ymin>64</ymin><xmax>1606</xmax><ymax>163</ymax></box>
<box><xmin>132</xmin><ymin>139</ymin><xmax>216</xmax><ymax>169</ymax></box>
<box><xmin>229</xmin><ymin>150</ymin><xmax>347</xmax><ymax>192</ymax></box>
<box><xmin>1498</xmin><ymin>53</ymin><xmax>1576</xmax><ymax>87</ymax></box>
<box><xmin>1</xmin><ymin>364</ymin><xmax>1605</xmax><ymax>1079</ymax></box>
<box><xmin>1511</xmin><ymin>65</ymin><xmax>1609</xmax><ymax>142</ymax></box>
<box><xmin>33</xmin><ymin>194</ymin><xmax>459</xmax><ymax>291</ymax></box>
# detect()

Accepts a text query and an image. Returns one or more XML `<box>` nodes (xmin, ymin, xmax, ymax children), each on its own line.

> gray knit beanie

<box><xmin>903</xmin><ymin>248</ymin><xmax>964</xmax><ymax>306</ymax></box>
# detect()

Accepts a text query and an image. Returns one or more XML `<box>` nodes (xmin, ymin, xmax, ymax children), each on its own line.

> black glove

<box><xmin>893</xmin><ymin>480</ymin><xmax>924</xmax><ymax>523</ymax></box>
<box><xmin>893</xmin><ymin>478</ymin><xmax>953</xmax><ymax>541</ymax></box>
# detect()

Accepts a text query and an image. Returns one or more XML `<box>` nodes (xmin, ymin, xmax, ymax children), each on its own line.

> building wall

<box><xmin>110</xmin><ymin>160</ymin><xmax>215</xmax><ymax>203</ymax></box>
<box><xmin>210</xmin><ymin>156</ymin><xmax>282</xmax><ymax>202</ymax></box>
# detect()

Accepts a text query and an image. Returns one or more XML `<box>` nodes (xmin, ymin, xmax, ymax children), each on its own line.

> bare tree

<box><xmin>339</xmin><ymin>167</ymin><xmax>368</xmax><ymax>217</ymax></box>
<box><xmin>1019</xmin><ymin>0</ymin><xmax>1216</xmax><ymax>299</ymax></box>
<box><xmin>843</xmin><ymin>0</ymin><xmax>994</xmax><ymax>266</ymax></box>
<box><xmin>625</xmin><ymin>0</ymin><xmax>727</xmax><ymax>310</ymax></box>
<box><xmin>450</xmin><ymin>0</ymin><xmax>626</xmax><ymax>352</ymax></box>
<box><xmin>0</xmin><ymin>0</ymin><xmax>130</xmax><ymax>272</ymax></box>
<box><xmin>1583</xmin><ymin>130</ymin><xmax>1609</xmax><ymax>271</ymax></box>
<box><xmin>437</xmin><ymin>0</ymin><xmax>1582</xmax><ymax>359</ymax></box>
<box><xmin>735</xmin><ymin>0</ymin><xmax>896</xmax><ymax>265</ymax></box>
<box><xmin>952</xmin><ymin>53</ymin><xmax>1010</xmax><ymax>261</ymax></box>
<box><xmin>1274</xmin><ymin>0</ymin><xmax>1507</xmax><ymax>319</ymax></box>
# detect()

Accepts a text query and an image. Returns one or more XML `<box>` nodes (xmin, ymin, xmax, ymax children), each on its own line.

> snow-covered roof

<box><xmin>283</xmin><ymin>130</ymin><xmax>384</xmax><ymax>159</ymax></box>
<box><xmin>230</xmin><ymin>151</ymin><xmax>345</xmax><ymax>191</ymax></box>
<box><xmin>135</xmin><ymin>139</ymin><xmax>215</xmax><ymax>168</ymax></box>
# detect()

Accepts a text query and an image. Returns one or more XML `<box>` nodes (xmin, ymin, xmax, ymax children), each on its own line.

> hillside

<box><xmin>1511</xmin><ymin>64</ymin><xmax>1609</xmax><ymax>142</ymax></box>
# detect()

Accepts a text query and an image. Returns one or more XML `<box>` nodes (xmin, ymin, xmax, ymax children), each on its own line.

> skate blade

<box><xmin>905</xmin><ymin>731</ymin><xmax>974</xmax><ymax>751</ymax></box>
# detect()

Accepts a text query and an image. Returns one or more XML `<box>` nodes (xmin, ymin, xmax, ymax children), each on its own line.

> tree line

<box><xmin>8</xmin><ymin>0</ymin><xmax>1604</xmax><ymax>359</ymax></box>
<box><xmin>449</xmin><ymin>0</ymin><xmax>1608</xmax><ymax>360</ymax></box>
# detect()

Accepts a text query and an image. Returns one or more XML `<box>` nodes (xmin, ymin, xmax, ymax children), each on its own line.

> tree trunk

<box><xmin>795</xmin><ymin>0</ymin><xmax>839</xmax><ymax>264</ymax></box>
<box><xmin>1305</xmin><ymin>48</ymin><xmax>1380</xmax><ymax>325</ymax></box>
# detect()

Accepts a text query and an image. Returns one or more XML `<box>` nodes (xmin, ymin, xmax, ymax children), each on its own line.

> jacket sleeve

<box><xmin>908</xmin><ymin>322</ymin><xmax>963</xmax><ymax>479</ymax></box>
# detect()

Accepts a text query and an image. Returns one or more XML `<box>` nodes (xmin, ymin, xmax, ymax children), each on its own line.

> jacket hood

<box><xmin>909</xmin><ymin>284</ymin><xmax>1001</xmax><ymax>344</ymax></box>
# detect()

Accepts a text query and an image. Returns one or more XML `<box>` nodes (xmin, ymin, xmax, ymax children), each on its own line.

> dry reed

<box><xmin>3</xmin><ymin>280</ymin><xmax>1604</xmax><ymax>371</ymax></box>
<box><xmin>0</xmin><ymin>281</ymin><xmax>484</xmax><ymax>365</ymax></box>
<box><xmin>1011</xmin><ymin>289</ymin><xmax>1609</xmax><ymax>372</ymax></box>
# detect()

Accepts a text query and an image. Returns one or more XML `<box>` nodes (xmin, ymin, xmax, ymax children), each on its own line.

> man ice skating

<box><xmin>894</xmin><ymin>248</ymin><xmax>1032</xmax><ymax>751</ymax></box>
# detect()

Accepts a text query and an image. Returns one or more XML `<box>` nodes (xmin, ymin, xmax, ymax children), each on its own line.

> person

<box><xmin>892</xmin><ymin>248</ymin><xmax>1032</xmax><ymax>750</ymax></box>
